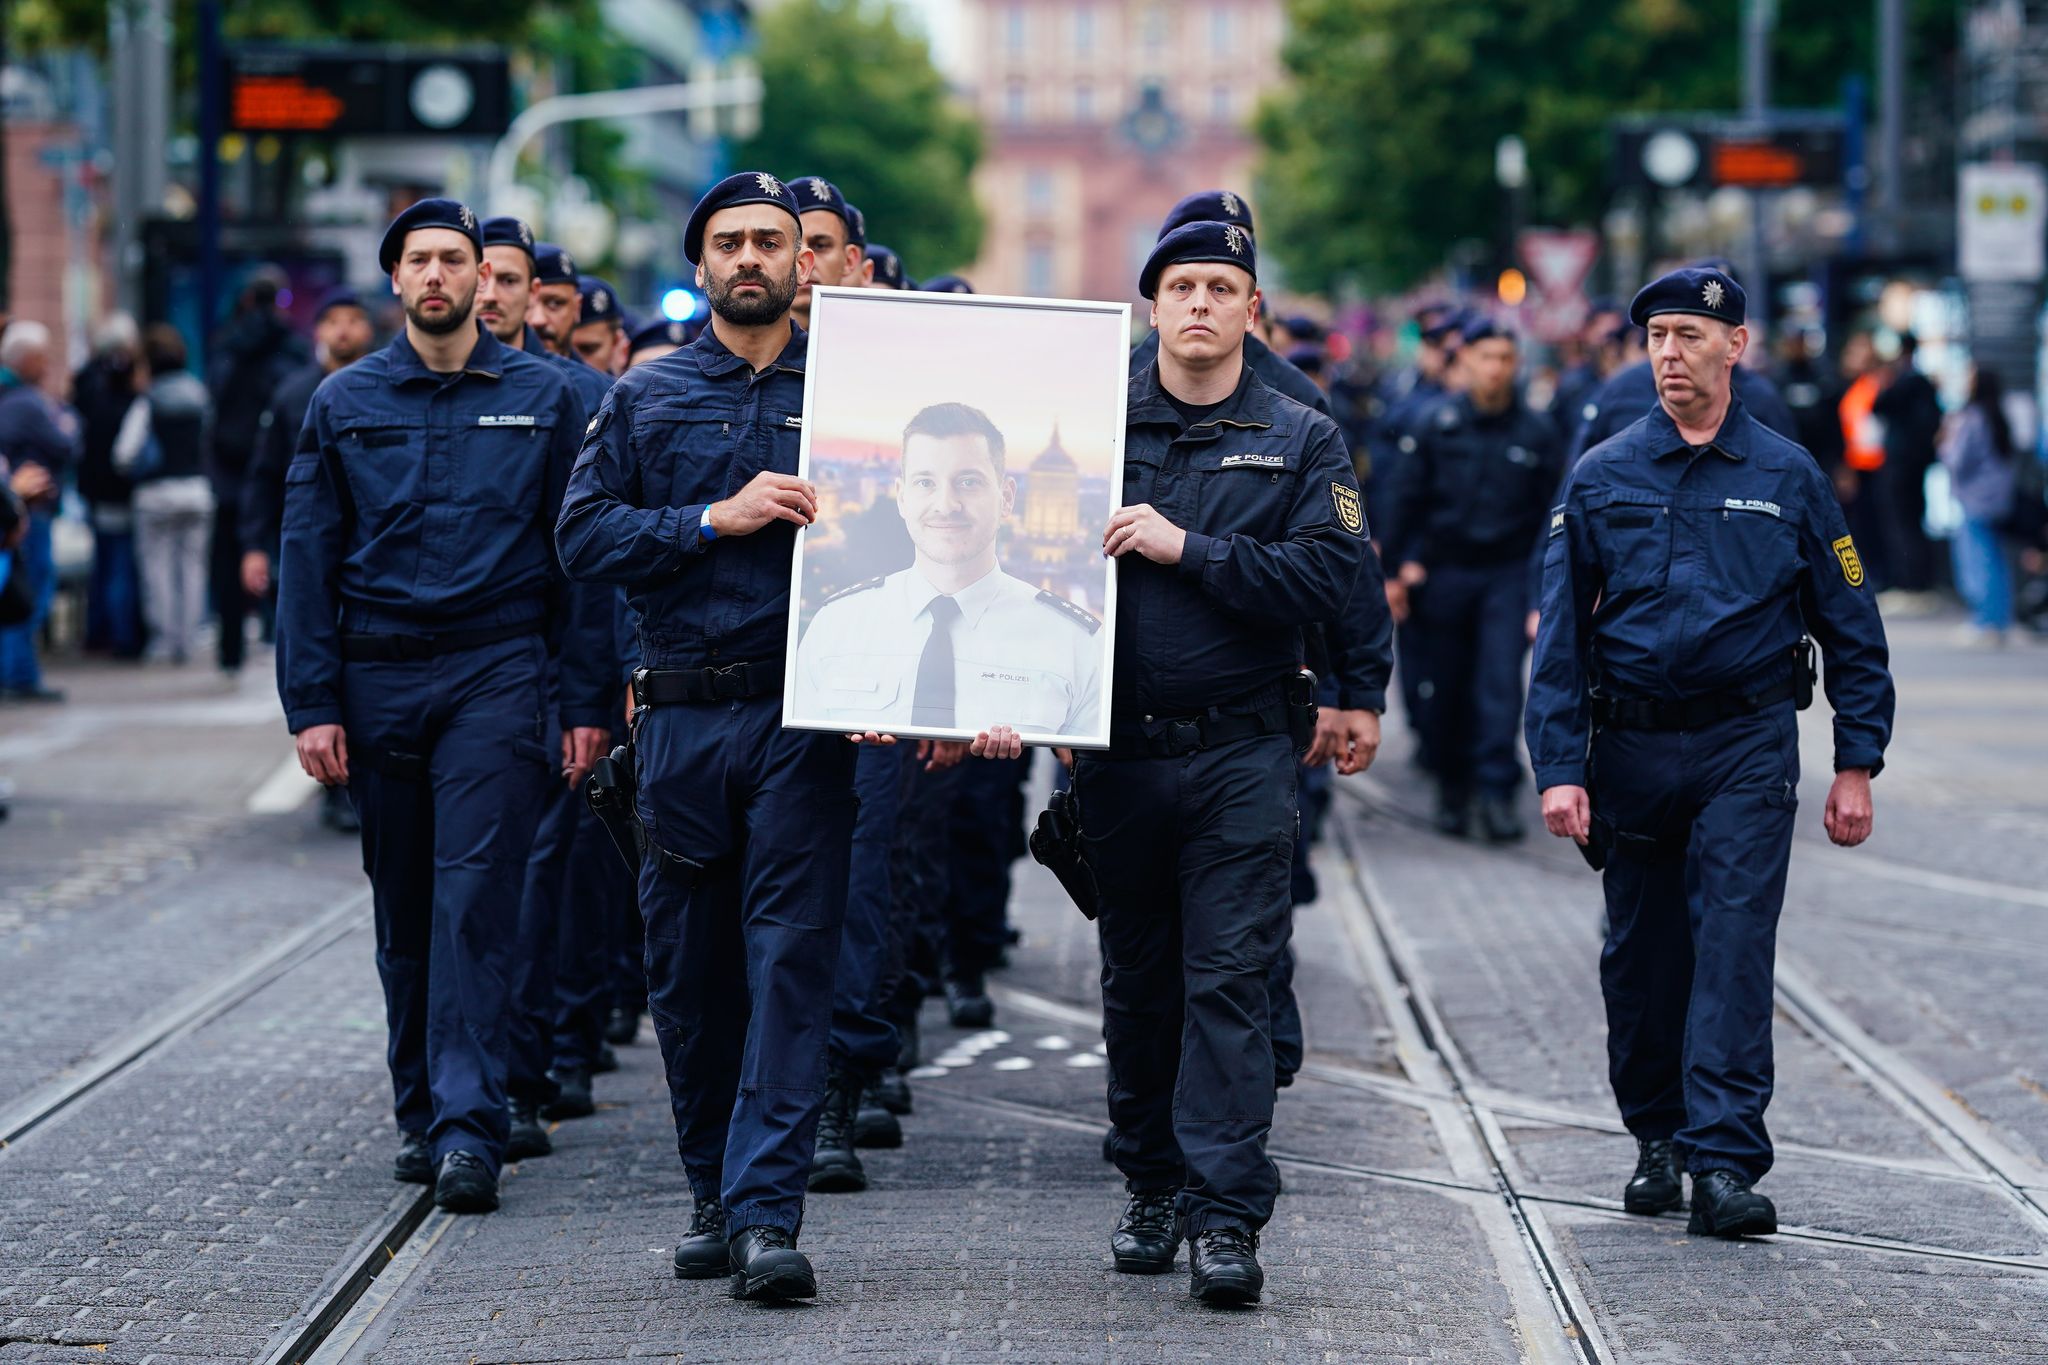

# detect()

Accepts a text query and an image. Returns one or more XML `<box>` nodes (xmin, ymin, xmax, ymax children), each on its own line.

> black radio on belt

<box><xmin>1285</xmin><ymin>667</ymin><xmax>1319</xmax><ymax>755</ymax></box>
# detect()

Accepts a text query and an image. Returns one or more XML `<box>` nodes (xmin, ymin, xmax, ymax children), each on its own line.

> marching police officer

<box><xmin>570</xmin><ymin>276</ymin><xmax>629</xmax><ymax>375</ymax></box>
<box><xmin>865</xmin><ymin>243</ymin><xmax>911</xmax><ymax>290</ymax></box>
<box><xmin>789</xmin><ymin>175</ymin><xmax>866</xmax><ymax>329</ymax></box>
<box><xmin>555</xmin><ymin>171</ymin><xmax>848</xmax><ymax>1301</ymax></box>
<box><xmin>627</xmin><ymin>317</ymin><xmax>698</xmax><ymax>368</ymax></box>
<box><xmin>278</xmin><ymin>198</ymin><xmax>601</xmax><ymax>1214</ymax></box>
<box><xmin>1381</xmin><ymin>319</ymin><xmax>1563</xmax><ymax>839</ymax></box>
<box><xmin>527</xmin><ymin>243</ymin><xmax>582</xmax><ymax>357</ymax></box>
<box><xmin>1527</xmin><ymin>266</ymin><xmax>1894</xmax><ymax>1238</ymax></box>
<box><xmin>1075</xmin><ymin>222</ymin><xmax>1365</xmax><ymax>1306</ymax></box>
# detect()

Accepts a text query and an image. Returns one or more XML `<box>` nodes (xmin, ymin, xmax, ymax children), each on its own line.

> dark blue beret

<box><xmin>684</xmin><ymin>171</ymin><xmax>802</xmax><ymax>266</ymax></box>
<box><xmin>628</xmin><ymin>316</ymin><xmax>698</xmax><ymax>357</ymax></box>
<box><xmin>481</xmin><ymin>216</ymin><xmax>536</xmax><ymax>260</ymax></box>
<box><xmin>866</xmin><ymin>244</ymin><xmax>909</xmax><ymax>289</ymax></box>
<box><xmin>1422</xmin><ymin>308</ymin><xmax>1473</xmax><ymax>343</ymax></box>
<box><xmin>1157</xmin><ymin>189</ymin><xmax>1255</xmax><ymax>241</ymax></box>
<box><xmin>532</xmin><ymin>243</ymin><xmax>578</xmax><ymax>287</ymax></box>
<box><xmin>1284</xmin><ymin>343</ymin><xmax>1325</xmax><ymax>376</ymax></box>
<box><xmin>843</xmin><ymin>203</ymin><xmax>867</xmax><ymax>249</ymax></box>
<box><xmin>1457</xmin><ymin>317</ymin><xmax>1517</xmax><ymax>346</ymax></box>
<box><xmin>1629</xmin><ymin>266</ymin><xmax>1745</xmax><ymax>328</ymax></box>
<box><xmin>1282</xmin><ymin>315</ymin><xmax>1323</xmax><ymax>342</ymax></box>
<box><xmin>921</xmin><ymin>275</ymin><xmax>974</xmax><ymax>294</ymax></box>
<box><xmin>1139</xmin><ymin>220</ymin><xmax>1257</xmax><ymax>299</ymax></box>
<box><xmin>313</xmin><ymin>285</ymin><xmax>365</xmax><ymax>321</ymax></box>
<box><xmin>791</xmin><ymin>176</ymin><xmax>858</xmax><ymax>238</ymax></box>
<box><xmin>576</xmin><ymin>277</ymin><xmax>623</xmax><ymax>325</ymax></box>
<box><xmin>378</xmin><ymin>197</ymin><xmax>480</xmax><ymax>274</ymax></box>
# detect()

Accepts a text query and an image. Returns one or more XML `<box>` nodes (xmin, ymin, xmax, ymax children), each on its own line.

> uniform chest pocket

<box><xmin>336</xmin><ymin>424</ymin><xmax>425</xmax><ymax>516</ymax></box>
<box><xmin>1591</xmin><ymin>500</ymin><xmax>1672</xmax><ymax>590</ymax></box>
<box><xmin>636</xmin><ymin>407</ymin><xmax>738</xmax><ymax>507</ymax></box>
<box><xmin>1704</xmin><ymin>506</ymin><xmax>1797</xmax><ymax>601</ymax></box>
<box><xmin>810</xmin><ymin>661</ymin><xmax>905</xmax><ymax>720</ymax></box>
<box><xmin>1187</xmin><ymin>441</ymin><xmax>1295</xmax><ymax>529</ymax></box>
<box><xmin>460</xmin><ymin>420</ymin><xmax>553</xmax><ymax>510</ymax></box>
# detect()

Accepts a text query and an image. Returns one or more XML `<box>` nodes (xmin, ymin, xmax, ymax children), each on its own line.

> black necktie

<box><xmin>913</xmin><ymin>595</ymin><xmax>961</xmax><ymax>727</ymax></box>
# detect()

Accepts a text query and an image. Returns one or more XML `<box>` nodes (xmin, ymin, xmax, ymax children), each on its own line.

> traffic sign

<box><xmin>1516</xmin><ymin>228</ymin><xmax>1601</xmax><ymax>342</ymax></box>
<box><xmin>1959</xmin><ymin>162</ymin><xmax>2047</xmax><ymax>283</ymax></box>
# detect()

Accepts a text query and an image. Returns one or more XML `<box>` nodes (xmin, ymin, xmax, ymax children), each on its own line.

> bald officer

<box><xmin>791</xmin><ymin>401</ymin><xmax>1104</xmax><ymax>739</ymax></box>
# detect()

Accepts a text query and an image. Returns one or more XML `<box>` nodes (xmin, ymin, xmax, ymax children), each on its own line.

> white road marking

<box><xmin>993</xmin><ymin>1057</ymin><xmax>1034</xmax><ymax>1071</ymax></box>
<box><xmin>1033</xmin><ymin>1035</ymin><xmax>1073</xmax><ymax>1051</ymax></box>
<box><xmin>248</xmin><ymin>753</ymin><xmax>322</xmax><ymax>814</ymax></box>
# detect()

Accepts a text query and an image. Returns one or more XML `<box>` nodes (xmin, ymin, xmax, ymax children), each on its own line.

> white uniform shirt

<box><xmin>793</xmin><ymin>563</ymin><xmax>1103</xmax><ymax>738</ymax></box>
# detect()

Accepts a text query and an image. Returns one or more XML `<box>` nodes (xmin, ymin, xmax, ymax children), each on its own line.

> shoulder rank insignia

<box><xmin>823</xmin><ymin>575</ymin><xmax>887</xmax><ymax>605</ymax></box>
<box><xmin>1549</xmin><ymin>505</ymin><xmax>1566</xmax><ymax>537</ymax></box>
<box><xmin>1036</xmin><ymin>589</ymin><xmax>1102</xmax><ymax>634</ymax></box>
<box><xmin>1331</xmin><ymin>482</ymin><xmax>1365</xmax><ymax>536</ymax></box>
<box><xmin>1831</xmin><ymin>534</ymin><xmax>1863</xmax><ymax>588</ymax></box>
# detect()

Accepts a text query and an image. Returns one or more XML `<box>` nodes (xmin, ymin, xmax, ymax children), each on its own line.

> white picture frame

<box><xmin>781</xmin><ymin>284</ymin><xmax>1131</xmax><ymax>750</ymax></box>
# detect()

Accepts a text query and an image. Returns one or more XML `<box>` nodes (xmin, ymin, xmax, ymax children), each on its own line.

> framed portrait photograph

<box><xmin>782</xmin><ymin>285</ymin><xmax>1131</xmax><ymax>749</ymax></box>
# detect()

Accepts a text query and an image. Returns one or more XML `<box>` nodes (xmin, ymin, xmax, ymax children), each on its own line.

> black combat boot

<box><xmin>807</xmin><ymin>1069</ymin><xmax>868</xmax><ymax>1193</ymax></box>
<box><xmin>1623</xmin><ymin>1137</ymin><xmax>1682</xmax><ymax>1215</ymax></box>
<box><xmin>671</xmin><ymin>1197</ymin><xmax>729</xmax><ymax>1279</ymax></box>
<box><xmin>728</xmin><ymin>1225</ymin><xmax>816</xmax><ymax>1301</ymax></box>
<box><xmin>544</xmin><ymin>1065</ymin><xmax>595</xmax><ymax>1120</ymax></box>
<box><xmin>393</xmin><ymin>1130</ymin><xmax>433</xmax><ymax>1185</ymax></box>
<box><xmin>872</xmin><ymin>1069</ymin><xmax>912</xmax><ymax>1116</ymax></box>
<box><xmin>604</xmin><ymin>1006</ymin><xmax>641</xmax><ymax>1046</ymax></box>
<box><xmin>1111</xmin><ymin>1187</ymin><xmax>1182</xmax><ymax>1274</ymax></box>
<box><xmin>1188</xmin><ymin>1225</ymin><xmax>1263</xmax><ymax>1306</ymax></box>
<box><xmin>434</xmin><ymin>1151</ymin><xmax>499</xmax><ymax>1214</ymax></box>
<box><xmin>1478</xmin><ymin>793</ymin><xmax>1525</xmax><ymax>842</ymax></box>
<box><xmin>1433</xmin><ymin>787</ymin><xmax>1471</xmax><ymax>838</ymax></box>
<box><xmin>854</xmin><ymin>1079</ymin><xmax>903</xmax><ymax>1149</ymax></box>
<box><xmin>944</xmin><ymin>974</ymin><xmax>994</xmax><ymax>1028</ymax></box>
<box><xmin>1687</xmin><ymin>1170</ymin><xmax>1777</xmax><ymax>1238</ymax></box>
<box><xmin>507</xmin><ymin>1100</ymin><xmax>552</xmax><ymax>1160</ymax></box>
<box><xmin>593</xmin><ymin>1042</ymin><xmax>620</xmax><ymax>1074</ymax></box>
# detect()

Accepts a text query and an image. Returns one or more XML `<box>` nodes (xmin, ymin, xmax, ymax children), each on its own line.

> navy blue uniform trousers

<box><xmin>1594</xmin><ymin>703</ymin><xmax>1800</xmax><ymax>1183</ymax></box>
<box><xmin>634</xmin><ymin>695</ymin><xmax>857</xmax><ymax>1234</ymax></box>
<box><xmin>1075</xmin><ymin>734</ymin><xmax>1299</xmax><ymax>1233</ymax></box>
<box><xmin>1414</xmin><ymin>559</ymin><xmax>1529</xmax><ymax>797</ymax></box>
<box><xmin>345</xmin><ymin>633</ymin><xmax>551</xmax><ymax>1175</ymax></box>
<box><xmin>553</xmin><ymin>722</ymin><xmax>635</xmax><ymax>1073</ymax></box>
<box><xmin>830</xmin><ymin>742</ymin><xmax>908</xmax><ymax>1076</ymax></box>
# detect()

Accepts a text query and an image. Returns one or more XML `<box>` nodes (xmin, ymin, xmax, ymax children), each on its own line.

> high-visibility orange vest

<box><xmin>1840</xmin><ymin>372</ymin><xmax>1885</xmax><ymax>471</ymax></box>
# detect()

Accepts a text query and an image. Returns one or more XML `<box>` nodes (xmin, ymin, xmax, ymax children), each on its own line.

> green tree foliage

<box><xmin>1255</xmin><ymin>0</ymin><xmax>1958</xmax><ymax>295</ymax></box>
<box><xmin>736</xmin><ymin>0</ymin><xmax>981</xmax><ymax>277</ymax></box>
<box><xmin>12</xmin><ymin>0</ymin><xmax>542</xmax><ymax>55</ymax></box>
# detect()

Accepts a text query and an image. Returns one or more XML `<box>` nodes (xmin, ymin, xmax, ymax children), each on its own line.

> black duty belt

<box><xmin>340</xmin><ymin>621</ymin><xmax>539</xmax><ymax>663</ymax></box>
<box><xmin>1593</xmin><ymin>674</ymin><xmax>1798</xmax><ymax>732</ymax></box>
<box><xmin>1109</xmin><ymin>695</ymin><xmax>1291</xmax><ymax>759</ymax></box>
<box><xmin>632</xmin><ymin>662</ymin><xmax>780</xmax><ymax>705</ymax></box>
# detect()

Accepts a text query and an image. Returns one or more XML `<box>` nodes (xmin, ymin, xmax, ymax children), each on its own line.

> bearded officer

<box><xmin>1528</xmin><ymin>266</ymin><xmax>1894</xmax><ymax>1238</ymax></box>
<box><xmin>1074</xmin><ymin>221</ymin><xmax>1365</xmax><ymax>1306</ymax></box>
<box><xmin>278</xmin><ymin>198</ymin><xmax>599</xmax><ymax>1214</ymax></box>
<box><xmin>556</xmin><ymin>171</ymin><xmax>849</xmax><ymax>1302</ymax></box>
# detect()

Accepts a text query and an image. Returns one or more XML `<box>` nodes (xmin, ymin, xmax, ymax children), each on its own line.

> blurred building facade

<box><xmin>953</xmin><ymin>0</ymin><xmax>1285</xmax><ymax>302</ymax></box>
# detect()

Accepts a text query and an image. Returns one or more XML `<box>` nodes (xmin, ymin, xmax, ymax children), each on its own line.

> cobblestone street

<box><xmin>3</xmin><ymin>615</ymin><xmax>2046</xmax><ymax>1363</ymax></box>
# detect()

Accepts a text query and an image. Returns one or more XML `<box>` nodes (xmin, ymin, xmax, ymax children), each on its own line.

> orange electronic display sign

<box><xmin>1711</xmin><ymin>142</ymin><xmax>1807</xmax><ymax>188</ymax></box>
<box><xmin>224</xmin><ymin>46</ymin><xmax>510</xmax><ymax>138</ymax></box>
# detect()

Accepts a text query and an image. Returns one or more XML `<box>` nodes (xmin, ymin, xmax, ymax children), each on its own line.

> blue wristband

<box><xmin>699</xmin><ymin>506</ymin><xmax>718</xmax><ymax>542</ymax></box>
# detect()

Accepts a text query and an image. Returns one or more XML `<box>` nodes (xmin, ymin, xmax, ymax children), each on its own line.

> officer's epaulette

<box><xmin>823</xmin><ymin>575</ymin><xmax>888</xmax><ymax>605</ymax></box>
<box><xmin>1036</xmin><ymin>589</ymin><xmax>1101</xmax><ymax>634</ymax></box>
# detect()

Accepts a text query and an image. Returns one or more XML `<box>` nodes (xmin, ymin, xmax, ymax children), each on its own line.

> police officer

<box><xmin>865</xmin><ymin>243</ymin><xmax>912</xmax><ymax>290</ymax></box>
<box><xmin>240</xmin><ymin>286</ymin><xmax>375</xmax><ymax>834</ymax></box>
<box><xmin>555</xmin><ymin>171</ymin><xmax>851</xmax><ymax>1301</ymax></box>
<box><xmin>526</xmin><ymin>243</ymin><xmax>582</xmax><ymax>357</ymax></box>
<box><xmin>1527</xmin><ymin>266</ymin><xmax>1894</xmax><ymax>1238</ymax></box>
<box><xmin>789</xmin><ymin>175</ymin><xmax>865</xmax><ymax>330</ymax></box>
<box><xmin>1382</xmin><ymin>319</ymin><xmax>1563</xmax><ymax>839</ymax></box>
<box><xmin>1127</xmin><ymin>191</ymin><xmax>1329</xmax><ymax>418</ymax></box>
<box><xmin>569</xmin><ymin>276</ymin><xmax>629</xmax><ymax>375</ymax></box>
<box><xmin>473</xmin><ymin>214</ymin><xmax>622</xmax><ymax>1151</ymax></box>
<box><xmin>278</xmin><ymin>198</ymin><xmax>602</xmax><ymax>1214</ymax></box>
<box><xmin>626</xmin><ymin>317</ymin><xmax>698</xmax><ymax>369</ymax></box>
<box><xmin>921</xmin><ymin>274</ymin><xmax>973</xmax><ymax>294</ymax></box>
<box><xmin>1075</xmin><ymin>222</ymin><xmax>1365</xmax><ymax>1306</ymax></box>
<box><xmin>1569</xmin><ymin>264</ymin><xmax>1797</xmax><ymax>461</ymax></box>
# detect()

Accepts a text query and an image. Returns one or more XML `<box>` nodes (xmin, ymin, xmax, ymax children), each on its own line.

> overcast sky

<box><xmin>892</xmin><ymin>0</ymin><xmax>964</xmax><ymax>82</ymax></box>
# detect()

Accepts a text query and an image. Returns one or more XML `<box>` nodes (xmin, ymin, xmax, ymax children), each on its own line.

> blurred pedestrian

<box><xmin>208</xmin><ymin>271</ymin><xmax>309</xmax><ymax>674</ymax></box>
<box><xmin>0</xmin><ymin>320</ymin><xmax>80</xmax><ymax>703</ymax></box>
<box><xmin>120</xmin><ymin>326</ymin><xmax>216</xmax><ymax>666</ymax></box>
<box><xmin>1939</xmin><ymin>365</ymin><xmax>2019</xmax><ymax>646</ymax></box>
<box><xmin>1870</xmin><ymin>334</ymin><xmax>1944</xmax><ymax>612</ymax></box>
<box><xmin>73</xmin><ymin>315</ymin><xmax>147</xmax><ymax>659</ymax></box>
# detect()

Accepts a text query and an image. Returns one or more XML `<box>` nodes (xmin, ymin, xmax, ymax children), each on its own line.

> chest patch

<box><xmin>477</xmin><ymin>415</ymin><xmax>537</xmax><ymax>427</ymax></box>
<box><xmin>1219</xmin><ymin>453</ymin><xmax>1286</xmax><ymax>469</ymax></box>
<box><xmin>1331</xmin><ymin>482</ymin><xmax>1365</xmax><ymax>536</ymax></box>
<box><xmin>783</xmin><ymin>415</ymin><xmax>803</xmax><ymax>429</ymax></box>
<box><xmin>1725</xmin><ymin>498</ymin><xmax>1781</xmax><ymax>518</ymax></box>
<box><xmin>1832</xmin><ymin>534</ymin><xmax>1864</xmax><ymax>587</ymax></box>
